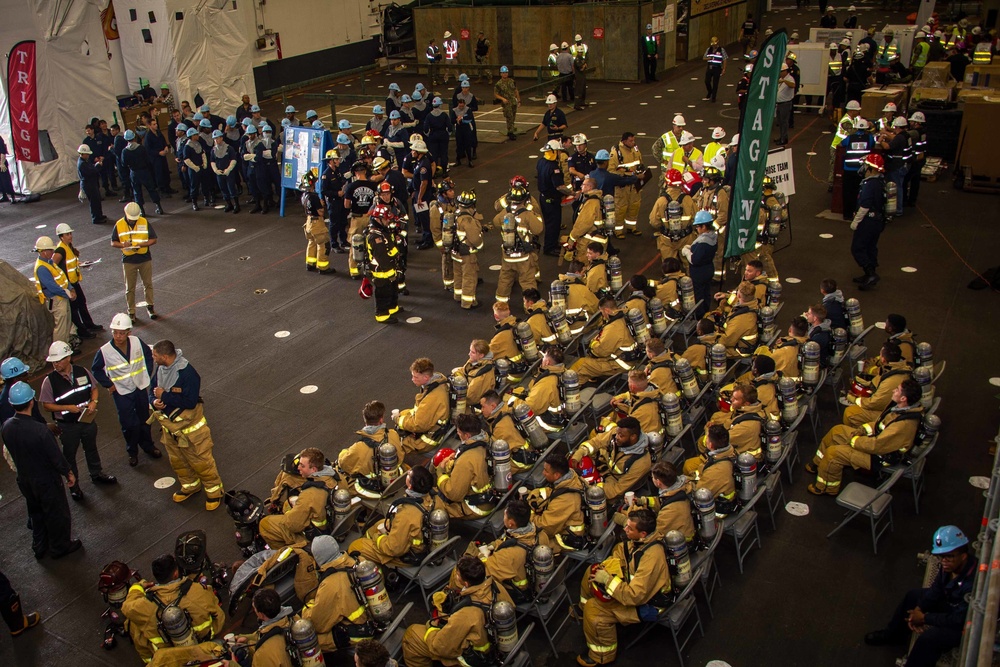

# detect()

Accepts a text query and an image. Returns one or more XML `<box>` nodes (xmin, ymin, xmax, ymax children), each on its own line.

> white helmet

<box><xmin>849</xmin><ymin>4</ymin><xmax>856</xmax><ymax>10</ymax></box>
<box><xmin>410</xmin><ymin>140</ymin><xmax>428</xmax><ymax>152</ymax></box>
<box><xmin>575</xmin><ymin>34</ymin><xmax>583</xmax><ymax>42</ymax></box>
<box><xmin>549</xmin><ymin>43</ymin><xmax>558</xmax><ymax>51</ymax></box>
<box><xmin>711</xmin><ymin>127</ymin><xmax>726</xmax><ymax>140</ymax></box>
<box><xmin>829</xmin><ymin>42</ymin><xmax>839</xmax><ymax>50</ymax></box>
<box><xmin>560</xmin><ymin>41</ymin><xmax>569</xmax><ymax>49</ymax></box>
<box><xmin>124</xmin><ymin>202</ymin><xmax>142</xmax><ymax>220</ymax></box>
<box><xmin>710</xmin><ymin>154</ymin><xmax>727</xmax><ymax>171</ymax></box>
<box><xmin>679</xmin><ymin>131</ymin><xmax>695</xmax><ymax>146</ymax></box>
<box><xmin>909</xmin><ymin>111</ymin><xmax>926</xmax><ymax>123</ymax></box>
<box><xmin>882</xmin><ymin>102</ymin><xmax>897</xmax><ymax>113</ymax></box>
<box><xmin>46</xmin><ymin>340</ymin><xmax>74</xmax><ymax>363</ymax></box>
<box><xmin>840</xmin><ymin>37</ymin><xmax>852</xmax><ymax>46</ymax></box>
<box><xmin>110</xmin><ymin>313</ymin><xmax>133</xmax><ymax>331</ymax></box>
<box><xmin>572</xmin><ymin>133</ymin><xmax>588</xmax><ymax>146</ymax></box>
<box><xmin>444</xmin><ymin>30</ymin><xmax>452</xmax><ymax>39</ymax></box>
<box><xmin>915</xmin><ymin>31</ymin><xmax>926</xmax><ymax>38</ymax></box>
<box><xmin>55</xmin><ymin>223</ymin><xmax>74</xmax><ymax>236</ymax></box>
<box><xmin>77</xmin><ymin>144</ymin><xmax>92</xmax><ymax>155</ymax></box>
<box><xmin>845</xmin><ymin>100</ymin><xmax>862</xmax><ymax>111</ymax></box>
<box><xmin>854</xmin><ymin>118</ymin><xmax>870</xmax><ymax>130</ymax></box>
<box><xmin>544</xmin><ymin>139</ymin><xmax>562</xmax><ymax>152</ymax></box>
<box><xmin>672</xmin><ymin>114</ymin><xmax>686</xmax><ymax>127</ymax></box>
<box><xmin>730</xmin><ymin>133</ymin><xmax>740</xmax><ymax>146</ymax></box>
<box><xmin>892</xmin><ymin>116</ymin><xmax>908</xmax><ymax>128</ymax></box>
<box><xmin>545</xmin><ymin>94</ymin><xmax>558</xmax><ymax>105</ymax></box>
<box><xmin>34</xmin><ymin>235</ymin><xmax>56</xmax><ymax>251</ymax></box>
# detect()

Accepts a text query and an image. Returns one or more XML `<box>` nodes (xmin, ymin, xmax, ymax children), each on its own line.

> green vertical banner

<box><xmin>725</xmin><ymin>31</ymin><xmax>788</xmax><ymax>258</ymax></box>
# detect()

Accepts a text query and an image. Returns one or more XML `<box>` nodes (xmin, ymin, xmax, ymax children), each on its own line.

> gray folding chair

<box><xmin>469</xmin><ymin>485</ymin><xmax>519</xmax><ymax>543</ymax></box>
<box><xmin>803</xmin><ymin>368</ymin><xmax>828</xmax><ymax>444</ymax></box>
<box><xmin>656</xmin><ymin>424</ymin><xmax>691</xmax><ymax>463</ymax></box>
<box><xmin>690</xmin><ymin>521</ymin><xmax>724</xmax><ymax>617</ymax></box>
<box><xmin>360</xmin><ymin>473</ymin><xmax>408</xmax><ymax>515</ymax></box>
<box><xmin>501</xmin><ymin>622</ymin><xmax>535</xmax><ymax>667</ymax></box>
<box><xmin>722</xmin><ymin>483</ymin><xmax>766</xmax><ymax>573</ymax></box>
<box><xmin>396</xmin><ymin>536</ymin><xmax>460</xmax><ymax>612</ymax></box>
<box><xmin>761</xmin><ymin>442</ymin><xmax>794</xmax><ymax>531</ymax></box>
<box><xmin>515</xmin><ymin>554</ymin><xmax>573</xmax><ymax>655</ymax></box>
<box><xmin>328</xmin><ymin>501</ymin><xmax>365</xmax><ymax>541</ymax></box>
<box><xmin>877</xmin><ymin>433</ymin><xmax>939</xmax><ymax>514</ymax></box>
<box><xmin>566</xmin><ymin>520</ymin><xmax>618</xmax><ymax>578</ymax></box>
<box><xmin>676</xmin><ymin>301</ymin><xmax>703</xmax><ymax>347</ymax></box>
<box><xmin>827</xmin><ymin>467</ymin><xmax>905</xmax><ymax>554</ymax></box>
<box><xmin>623</xmin><ymin>564</ymin><xmax>705</xmax><ymax>667</ymax></box>
<box><xmin>378</xmin><ymin>600</ymin><xmax>413</xmax><ymax>660</ymax></box>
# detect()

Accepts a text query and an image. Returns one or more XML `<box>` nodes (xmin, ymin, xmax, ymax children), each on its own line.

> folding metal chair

<box><xmin>623</xmin><ymin>565</ymin><xmax>705</xmax><ymax>667</ymax></box>
<box><xmin>469</xmin><ymin>485</ymin><xmax>519</xmax><ymax>543</ymax></box>
<box><xmin>675</xmin><ymin>301</ymin><xmax>703</xmax><ymax>347</ymax></box>
<box><xmin>515</xmin><ymin>555</ymin><xmax>573</xmax><ymax>655</ymax></box>
<box><xmin>566</xmin><ymin>520</ymin><xmax>618</xmax><ymax>578</ymax></box>
<box><xmin>722</xmin><ymin>483</ymin><xmax>766</xmax><ymax>573</ymax></box>
<box><xmin>501</xmin><ymin>622</ymin><xmax>535</xmax><ymax>667</ymax></box>
<box><xmin>827</xmin><ymin>467</ymin><xmax>905</xmax><ymax>554</ymax></box>
<box><xmin>690</xmin><ymin>521</ymin><xmax>724</xmax><ymax>617</ymax></box>
<box><xmin>396</xmin><ymin>536</ymin><xmax>460</xmax><ymax>612</ymax></box>
<box><xmin>761</xmin><ymin>442</ymin><xmax>794</xmax><ymax>530</ymax></box>
<box><xmin>877</xmin><ymin>433</ymin><xmax>939</xmax><ymax>514</ymax></box>
<box><xmin>379</xmin><ymin>601</ymin><xmax>413</xmax><ymax>659</ymax></box>
<box><xmin>360</xmin><ymin>472</ymin><xmax>409</xmax><ymax>515</ymax></box>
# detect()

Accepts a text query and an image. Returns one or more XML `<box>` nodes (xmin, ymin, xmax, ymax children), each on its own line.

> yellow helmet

<box><xmin>457</xmin><ymin>190</ymin><xmax>477</xmax><ymax>207</ymax></box>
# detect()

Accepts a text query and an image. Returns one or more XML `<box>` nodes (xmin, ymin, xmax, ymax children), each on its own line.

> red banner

<box><xmin>8</xmin><ymin>41</ymin><xmax>39</xmax><ymax>163</ymax></box>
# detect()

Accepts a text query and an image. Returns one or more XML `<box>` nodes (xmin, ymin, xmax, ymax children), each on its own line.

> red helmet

<box><xmin>378</xmin><ymin>181</ymin><xmax>393</xmax><ymax>194</ymax></box>
<box><xmin>369</xmin><ymin>203</ymin><xmax>392</xmax><ymax>220</ymax></box>
<box><xmin>358</xmin><ymin>276</ymin><xmax>374</xmax><ymax>299</ymax></box>
<box><xmin>98</xmin><ymin>560</ymin><xmax>136</xmax><ymax>604</ymax></box>
<box><xmin>681</xmin><ymin>170</ymin><xmax>702</xmax><ymax>195</ymax></box>
<box><xmin>365</xmin><ymin>129</ymin><xmax>382</xmax><ymax>139</ymax></box>
<box><xmin>574</xmin><ymin>455</ymin><xmax>602</xmax><ymax>484</ymax></box>
<box><xmin>510</xmin><ymin>175</ymin><xmax>529</xmax><ymax>189</ymax></box>
<box><xmin>863</xmin><ymin>153</ymin><xmax>884</xmax><ymax>172</ymax></box>
<box><xmin>432</xmin><ymin>447</ymin><xmax>457</xmax><ymax>467</ymax></box>
<box><xmin>589</xmin><ymin>564</ymin><xmax>613</xmax><ymax>602</ymax></box>
<box><xmin>850</xmin><ymin>380</ymin><xmax>874</xmax><ymax>398</ymax></box>
<box><xmin>665</xmin><ymin>169</ymin><xmax>684</xmax><ymax>186</ymax></box>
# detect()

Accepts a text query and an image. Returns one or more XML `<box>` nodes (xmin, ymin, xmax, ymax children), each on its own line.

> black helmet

<box><xmin>225</xmin><ymin>490</ymin><xmax>265</xmax><ymax>524</ymax></box>
<box><xmin>175</xmin><ymin>530</ymin><xmax>208</xmax><ymax>575</ymax></box>
<box><xmin>351</xmin><ymin>160</ymin><xmax>370</xmax><ymax>175</ymax></box>
<box><xmin>508</xmin><ymin>185</ymin><xmax>529</xmax><ymax>202</ymax></box>
<box><xmin>281</xmin><ymin>452</ymin><xmax>300</xmax><ymax>475</ymax></box>
<box><xmin>437</xmin><ymin>179</ymin><xmax>456</xmax><ymax>196</ymax></box>
<box><xmin>457</xmin><ymin>189</ymin><xmax>477</xmax><ymax>207</ymax></box>
<box><xmin>702</xmin><ymin>166</ymin><xmax>722</xmax><ymax>181</ymax></box>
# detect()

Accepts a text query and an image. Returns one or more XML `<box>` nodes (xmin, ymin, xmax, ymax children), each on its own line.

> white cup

<box><xmin>624</xmin><ymin>491</ymin><xmax>635</xmax><ymax>507</ymax></box>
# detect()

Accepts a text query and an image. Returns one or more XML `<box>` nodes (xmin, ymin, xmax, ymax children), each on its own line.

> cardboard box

<box><xmin>910</xmin><ymin>85</ymin><xmax>954</xmax><ymax>103</ymax></box>
<box><xmin>964</xmin><ymin>65</ymin><xmax>1000</xmax><ymax>88</ymax></box>
<box><xmin>957</xmin><ymin>88</ymin><xmax>997</xmax><ymax>104</ymax></box>
<box><xmin>918</xmin><ymin>62</ymin><xmax>955</xmax><ymax>87</ymax></box>
<box><xmin>861</xmin><ymin>86</ymin><xmax>908</xmax><ymax>119</ymax></box>
<box><xmin>958</xmin><ymin>99</ymin><xmax>1000</xmax><ymax>179</ymax></box>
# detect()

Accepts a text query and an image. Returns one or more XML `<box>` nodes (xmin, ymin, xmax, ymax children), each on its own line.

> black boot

<box><xmin>249</xmin><ymin>198</ymin><xmax>262</xmax><ymax>214</ymax></box>
<box><xmin>859</xmin><ymin>267</ymin><xmax>879</xmax><ymax>291</ymax></box>
<box><xmin>1</xmin><ymin>594</ymin><xmax>41</xmax><ymax>637</ymax></box>
<box><xmin>233</xmin><ymin>199</ymin><xmax>241</xmax><ymax>213</ymax></box>
<box><xmin>223</xmin><ymin>199</ymin><xmax>234</xmax><ymax>213</ymax></box>
<box><xmin>204</xmin><ymin>197</ymin><xmax>211</xmax><ymax>208</ymax></box>
<box><xmin>191</xmin><ymin>200</ymin><xmax>200</xmax><ymax>211</ymax></box>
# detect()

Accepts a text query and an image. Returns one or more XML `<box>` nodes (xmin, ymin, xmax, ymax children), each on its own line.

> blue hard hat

<box><xmin>306</xmin><ymin>109</ymin><xmax>318</xmax><ymax>119</ymax></box>
<box><xmin>461</xmin><ymin>80</ymin><xmax>470</xmax><ymax>88</ymax></box>
<box><xmin>595</xmin><ymin>149</ymin><xmax>611</xmax><ymax>161</ymax></box>
<box><xmin>199</xmin><ymin>118</ymin><xmax>212</xmax><ymax>128</ymax></box>
<box><xmin>281</xmin><ymin>118</ymin><xmax>291</xmax><ymax>127</ymax></box>
<box><xmin>932</xmin><ymin>525</ymin><xmax>969</xmax><ymax>554</ymax></box>
<box><xmin>200</xmin><ymin>104</ymin><xmax>210</xmax><ymax>113</ymax></box>
<box><xmin>241</xmin><ymin>118</ymin><xmax>252</xmax><ymax>127</ymax></box>
<box><xmin>1</xmin><ymin>357</ymin><xmax>29</xmax><ymax>380</ymax></box>
<box><xmin>226</xmin><ymin>115</ymin><xmax>237</xmax><ymax>126</ymax></box>
<box><xmin>694</xmin><ymin>211</ymin><xmax>715</xmax><ymax>226</ymax></box>
<box><xmin>176</xmin><ymin>124</ymin><xmax>188</xmax><ymax>133</ymax></box>
<box><xmin>285</xmin><ymin>105</ymin><xmax>297</xmax><ymax>114</ymax></box>
<box><xmin>312</xmin><ymin>120</ymin><xmax>324</xmax><ymax>129</ymax></box>
<box><xmin>389</xmin><ymin>111</ymin><xmax>401</xmax><ymax>119</ymax></box>
<box><xmin>415</xmin><ymin>83</ymin><xmax>426</xmax><ymax>91</ymax></box>
<box><xmin>338</xmin><ymin>119</ymin><xmax>352</xmax><ymax>130</ymax></box>
<box><xmin>212</xmin><ymin>129</ymin><xmax>224</xmax><ymax>138</ymax></box>
<box><xmin>432</xmin><ymin>97</ymin><xmax>442</xmax><ymax>106</ymax></box>
<box><xmin>261</xmin><ymin>124</ymin><xmax>272</xmax><ymax>133</ymax></box>
<box><xmin>500</xmin><ymin>66</ymin><xmax>509</xmax><ymax>73</ymax></box>
<box><xmin>459</xmin><ymin>73</ymin><xmax>469</xmax><ymax>81</ymax></box>
<box><xmin>193</xmin><ymin>112</ymin><xmax>204</xmax><ymax>121</ymax></box>
<box><xmin>373</xmin><ymin>105</ymin><xmax>384</xmax><ymax>115</ymax></box>
<box><xmin>123</xmin><ymin>130</ymin><xmax>136</xmax><ymax>141</ymax></box>
<box><xmin>412</xmin><ymin>91</ymin><xmax>423</xmax><ymax>101</ymax></box>
<box><xmin>8</xmin><ymin>381</ymin><xmax>35</xmax><ymax>406</ymax></box>
<box><xmin>246</xmin><ymin>125</ymin><xmax>258</xmax><ymax>134</ymax></box>
<box><xmin>389</xmin><ymin>83</ymin><xmax>401</xmax><ymax>91</ymax></box>
<box><xmin>250</xmin><ymin>104</ymin><xmax>261</xmax><ymax>112</ymax></box>
<box><xmin>186</xmin><ymin>128</ymin><xmax>199</xmax><ymax>137</ymax></box>
<box><xmin>401</xmin><ymin>94</ymin><xmax>412</xmax><ymax>103</ymax></box>
<box><xmin>337</xmin><ymin>134</ymin><xmax>351</xmax><ymax>145</ymax></box>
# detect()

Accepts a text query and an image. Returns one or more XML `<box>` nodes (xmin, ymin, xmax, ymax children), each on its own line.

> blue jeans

<box><xmin>889</xmin><ymin>167</ymin><xmax>907</xmax><ymax>215</ymax></box>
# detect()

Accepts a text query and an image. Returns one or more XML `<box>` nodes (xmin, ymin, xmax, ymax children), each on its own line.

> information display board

<box><xmin>280</xmin><ymin>126</ymin><xmax>332</xmax><ymax>216</ymax></box>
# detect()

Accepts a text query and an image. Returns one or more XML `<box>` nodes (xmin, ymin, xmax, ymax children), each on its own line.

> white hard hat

<box><xmin>77</xmin><ymin>144</ymin><xmax>92</xmax><ymax>155</ymax></box>
<box><xmin>921</xmin><ymin>25</ymin><xmax>931</xmax><ymax>32</ymax></box>
<box><xmin>934</xmin><ymin>30</ymin><xmax>943</xmax><ymax>38</ymax></box>
<box><xmin>892</xmin><ymin>116</ymin><xmax>908</xmax><ymax>128</ymax></box>
<box><xmin>544</xmin><ymin>139</ymin><xmax>562</xmax><ymax>152</ymax></box>
<box><xmin>110</xmin><ymin>313</ymin><xmax>133</xmax><ymax>330</ymax></box>
<box><xmin>845</xmin><ymin>100</ymin><xmax>862</xmax><ymax>111</ymax></box>
<box><xmin>710</xmin><ymin>154</ymin><xmax>727</xmax><ymax>171</ymax></box>
<box><xmin>124</xmin><ymin>201</ymin><xmax>142</xmax><ymax>220</ymax></box>
<box><xmin>730</xmin><ymin>133</ymin><xmax>740</xmax><ymax>146</ymax></box>
<box><xmin>840</xmin><ymin>37</ymin><xmax>852</xmax><ymax>46</ymax></box>
<box><xmin>545</xmin><ymin>94</ymin><xmax>558</xmax><ymax>105</ymax></box>
<box><xmin>34</xmin><ymin>235</ymin><xmax>56</xmax><ymax>251</ymax></box>
<box><xmin>909</xmin><ymin>111</ymin><xmax>926</xmax><ymax>123</ymax></box>
<box><xmin>972</xmin><ymin>26</ymin><xmax>982</xmax><ymax>35</ymax></box>
<box><xmin>575</xmin><ymin>34</ymin><xmax>583</xmax><ymax>42</ymax></box>
<box><xmin>46</xmin><ymin>340</ymin><xmax>74</xmax><ymax>363</ymax></box>
<box><xmin>854</xmin><ymin>118</ymin><xmax>870</xmax><ymax>130</ymax></box>
<box><xmin>572</xmin><ymin>133</ymin><xmax>589</xmax><ymax>145</ymax></box>
<box><xmin>829</xmin><ymin>42</ymin><xmax>839</xmax><ymax>50</ymax></box>
<box><xmin>672</xmin><ymin>114</ymin><xmax>686</xmax><ymax>127</ymax></box>
<box><xmin>549</xmin><ymin>43</ymin><xmax>558</xmax><ymax>51</ymax></box>
<box><xmin>744</xmin><ymin>63</ymin><xmax>753</xmax><ymax>72</ymax></box>
<box><xmin>55</xmin><ymin>223</ymin><xmax>74</xmax><ymax>235</ymax></box>
<box><xmin>849</xmin><ymin>4</ymin><xmax>856</xmax><ymax>10</ymax></box>
<box><xmin>679</xmin><ymin>131</ymin><xmax>695</xmax><ymax>146</ymax></box>
<box><xmin>410</xmin><ymin>140</ymin><xmax>428</xmax><ymax>152</ymax></box>
<box><xmin>791</xmin><ymin>32</ymin><xmax>799</xmax><ymax>40</ymax></box>
<box><xmin>882</xmin><ymin>102</ymin><xmax>897</xmax><ymax>112</ymax></box>
<box><xmin>711</xmin><ymin>127</ymin><xmax>726</xmax><ymax>140</ymax></box>
<box><xmin>444</xmin><ymin>30</ymin><xmax>452</xmax><ymax>38</ymax></box>
<box><xmin>560</xmin><ymin>41</ymin><xmax>569</xmax><ymax>49</ymax></box>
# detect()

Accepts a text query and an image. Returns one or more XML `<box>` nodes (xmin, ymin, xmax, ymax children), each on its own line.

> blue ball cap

<box><xmin>595</xmin><ymin>149</ymin><xmax>611</xmax><ymax>161</ymax></box>
<box><xmin>8</xmin><ymin>381</ymin><xmax>35</xmax><ymax>406</ymax></box>
<box><xmin>306</xmin><ymin>109</ymin><xmax>318</xmax><ymax>119</ymax></box>
<box><xmin>401</xmin><ymin>94</ymin><xmax>412</xmax><ymax>103</ymax></box>
<box><xmin>186</xmin><ymin>128</ymin><xmax>199</xmax><ymax>137</ymax></box>
<box><xmin>415</xmin><ymin>83</ymin><xmax>426</xmax><ymax>91</ymax></box>
<box><xmin>338</xmin><ymin>119</ymin><xmax>352</xmax><ymax>130</ymax></box>
<box><xmin>373</xmin><ymin>105</ymin><xmax>384</xmax><ymax>115</ymax></box>
<box><xmin>500</xmin><ymin>66</ymin><xmax>509</xmax><ymax>73</ymax></box>
<box><xmin>412</xmin><ymin>91</ymin><xmax>423</xmax><ymax>101</ymax></box>
<box><xmin>211</xmin><ymin>129</ymin><xmax>223</xmax><ymax>138</ymax></box>
<box><xmin>199</xmin><ymin>119</ymin><xmax>212</xmax><ymax>128</ymax></box>
<box><xmin>285</xmin><ymin>105</ymin><xmax>297</xmax><ymax>114</ymax></box>
<box><xmin>0</xmin><ymin>357</ymin><xmax>29</xmax><ymax>380</ymax></box>
<box><xmin>250</xmin><ymin>104</ymin><xmax>261</xmax><ymax>112</ymax></box>
<box><xmin>389</xmin><ymin>111</ymin><xmax>401</xmax><ymax>119</ymax></box>
<box><xmin>337</xmin><ymin>134</ymin><xmax>351</xmax><ymax>145</ymax></box>
<box><xmin>176</xmin><ymin>124</ymin><xmax>188</xmax><ymax>133</ymax></box>
<box><xmin>200</xmin><ymin>104</ymin><xmax>210</xmax><ymax>113</ymax></box>
<box><xmin>226</xmin><ymin>115</ymin><xmax>237</xmax><ymax>126</ymax></box>
<box><xmin>246</xmin><ymin>125</ymin><xmax>258</xmax><ymax>134</ymax></box>
<box><xmin>123</xmin><ymin>130</ymin><xmax>136</xmax><ymax>141</ymax></box>
<box><xmin>312</xmin><ymin>120</ymin><xmax>324</xmax><ymax>129</ymax></box>
<box><xmin>261</xmin><ymin>124</ymin><xmax>272</xmax><ymax>133</ymax></box>
<box><xmin>389</xmin><ymin>83</ymin><xmax>401</xmax><ymax>91</ymax></box>
<box><xmin>432</xmin><ymin>97</ymin><xmax>442</xmax><ymax>106</ymax></box>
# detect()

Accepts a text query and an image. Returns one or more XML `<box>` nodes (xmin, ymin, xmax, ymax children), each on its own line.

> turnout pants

<box><xmin>401</xmin><ymin>624</ymin><xmax>446</xmax><ymax>667</ymax></box>
<box><xmin>374</xmin><ymin>278</ymin><xmax>399</xmax><ymax>322</ymax></box>
<box><xmin>123</xmin><ymin>260</ymin><xmax>154</xmax><ymax>315</ymax></box>
<box><xmin>452</xmin><ymin>253</ymin><xmax>479</xmax><ymax>309</ymax></box>
<box><xmin>347</xmin><ymin>215</ymin><xmax>369</xmax><ymax>277</ymax></box>
<box><xmin>259</xmin><ymin>512</ymin><xmax>308</xmax><ymax>550</ymax></box>
<box><xmin>614</xmin><ymin>185</ymin><xmax>641</xmax><ymax>233</ymax></box>
<box><xmin>440</xmin><ymin>250</ymin><xmax>455</xmax><ymax>290</ymax></box>
<box><xmin>495</xmin><ymin>256</ymin><xmax>537</xmax><ymax>302</ymax></box>
<box><xmin>153</xmin><ymin>403</ymin><xmax>223</xmax><ymax>500</ymax></box>
<box><xmin>18</xmin><ymin>474</ymin><xmax>73</xmax><ymax>557</ymax></box>
<box><xmin>579</xmin><ymin>577</ymin><xmax>641</xmax><ymax>664</ymax></box>
<box><xmin>58</xmin><ymin>420</ymin><xmax>104</xmax><ymax>482</ymax></box>
<box><xmin>810</xmin><ymin>423</ymin><xmax>870</xmax><ymax>493</ymax></box>
<box><xmin>111</xmin><ymin>388</ymin><xmax>156</xmax><ymax>457</ymax></box>
<box><xmin>348</xmin><ymin>528</ymin><xmax>409</xmax><ymax>568</ymax></box>
<box><xmin>842</xmin><ymin>403</ymin><xmax>880</xmax><ymax>428</ymax></box>
<box><xmin>304</xmin><ymin>216</ymin><xmax>331</xmax><ymax>270</ymax></box>
<box><xmin>570</xmin><ymin>356</ymin><xmax>630</xmax><ymax>384</ymax></box>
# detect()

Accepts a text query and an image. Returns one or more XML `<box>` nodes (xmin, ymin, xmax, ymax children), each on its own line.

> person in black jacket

<box><xmin>865</xmin><ymin>525</ymin><xmax>977</xmax><ymax>667</ymax></box>
<box><xmin>683</xmin><ymin>211</ymin><xmax>718</xmax><ymax>318</ymax></box>
<box><xmin>820</xmin><ymin>278</ymin><xmax>848</xmax><ymax>331</ymax></box>
<box><xmin>121</xmin><ymin>130</ymin><xmax>163</xmax><ymax>215</ymax></box>
<box><xmin>806</xmin><ymin>303</ymin><xmax>833</xmax><ymax>366</ymax></box>
<box><xmin>77</xmin><ymin>144</ymin><xmax>108</xmax><ymax>224</ymax></box>
<box><xmin>110</xmin><ymin>125</ymin><xmax>132</xmax><ymax>204</ymax></box>
<box><xmin>143</xmin><ymin>117</ymin><xmax>173</xmax><ymax>196</ymax></box>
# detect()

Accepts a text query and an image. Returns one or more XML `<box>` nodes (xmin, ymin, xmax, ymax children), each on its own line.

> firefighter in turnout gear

<box><xmin>684</xmin><ymin>383</ymin><xmax>766</xmax><ymax>475</ymax></box>
<box><xmin>302</xmin><ymin>535</ymin><xmax>376</xmax><ymax>651</ymax></box>
<box><xmin>649</xmin><ymin>169</ymin><xmax>695</xmax><ymax>261</ymax></box>
<box><xmin>717</xmin><ymin>282</ymin><xmax>759</xmax><ymax>358</ymax></box>
<box><xmin>251</xmin><ymin>543</ymin><xmax>321</xmax><ymax>607</ymax></box>
<box><xmin>451</xmin><ymin>499</ymin><xmax>549</xmax><ymax>601</ymax></box>
<box><xmin>479</xmin><ymin>390</ymin><xmax>530</xmax><ymax>468</ymax></box>
<box><xmin>566</xmin><ymin>177</ymin><xmax>608</xmax><ymax>263</ymax></box>
<box><xmin>431</xmin><ymin>179</ymin><xmax>458</xmax><ymax>291</ymax></box>
<box><xmin>395</xmin><ymin>357</ymin><xmax>451</xmax><ymax>454</ymax></box>
<box><xmin>690</xmin><ymin>424</ymin><xmax>737</xmax><ymax>512</ymax></box>
<box><xmin>402</xmin><ymin>555</ymin><xmax>514</xmax><ymax>667</ymax></box>
<box><xmin>577</xmin><ymin>508</ymin><xmax>671</xmax><ymax>666</ymax></box>
<box><xmin>453</xmin><ymin>340</ymin><xmax>497</xmax><ymax>410</ymax></box>
<box><xmin>842</xmin><ymin>342</ymin><xmax>912</xmax><ymax>427</ymax></box>
<box><xmin>121</xmin><ymin>553</ymin><xmax>225</xmax><ymax>664</ymax></box>
<box><xmin>452</xmin><ymin>190</ymin><xmax>485</xmax><ymax>309</ymax></box>
<box><xmin>299</xmin><ymin>171</ymin><xmax>334</xmax><ymax>274</ymax></box>
<box><xmin>739</xmin><ymin>177</ymin><xmax>782</xmax><ymax>281</ymax></box>
<box><xmin>603</xmin><ymin>370</ymin><xmax>664</xmax><ymax>441</ymax></box>
<box><xmin>523</xmin><ymin>289</ymin><xmax>557</xmax><ymax>347</ymax></box>
<box><xmin>645</xmin><ymin>338</ymin><xmax>680</xmax><ymax>397</ymax></box>
<box><xmin>697</xmin><ymin>166</ymin><xmax>729</xmax><ymax>274</ymax></box>
<box><xmin>337</xmin><ymin>401</ymin><xmax>406</xmax><ymax>498</ymax></box>
<box><xmin>570</xmin><ymin>297</ymin><xmax>641</xmax><ymax>384</ymax></box>
<box><xmin>349</xmin><ymin>467</ymin><xmax>446</xmax><ymax>567</ymax></box>
<box><xmin>514</xmin><ymin>345</ymin><xmax>567</xmax><ymax>439</ymax></box>
<box><xmin>240</xmin><ymin>589</ymin><xmax>295</xmax><ymax>667</ymax></box>
<box><xmin>493</xmin><ymin>185</ymin><xmax>544</xmax><ymax>303</ymax></box>
<box><xmin>365</xmin><ymin>203</ymin><xmax>401</xmax><ymax>323</ymax></box>
<box><xmin>767</xmin><ymin>317</ymin><xmax>809</xmax><ymax>377</ymax></box>
<box><xmin>435</xmin><ymin>414</ymin><xmax>495</xmax><ymax>519</ymax></box>
<box><xmin>807</xmin><ymin>380</ymin><xmax>924</xmax><ymax>496</ymax></box>
<box><xmin>614</xmin><ymin>461</ymin><xmax>696</xmax><ymax>541</ymax></box>
<box><xmin>490</xmin><ymin>302</ymin><xmax>527</xmax><ymax>381</ymax></box>
<box><xmin>584</xmin><ymin>244</ymin><xmax>609</xmax><ymax>296</ymax></box>
<box><xmin>607</xmin><ymin>133</ymin><xmax>645</xmax><ymax>236</ymax></box>
<box><xmin>149</xmin><ymin>340</ymin><xmax>224</xmax><ymax>511</ymax></box>
<box><xmin>572</xmin><ymin>416</ymin><xmax>652</xmax><ymax>503</ymax></box>
<box><xmin>527</xmin><ymin>453</ymin><xmax>588</xmax><ymax>552</ymax></box>
<box><xmin>259</xmin><ymin>447</ymin><xmax>338</xmax><ymax>549</ymax></box>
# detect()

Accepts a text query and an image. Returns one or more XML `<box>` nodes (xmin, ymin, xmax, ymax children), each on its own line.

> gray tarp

<box><xmin>0</xmin><ymin>260</ymin><xmax>53</xmax><ymax>373</ymax></box>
